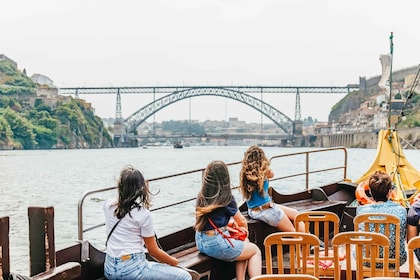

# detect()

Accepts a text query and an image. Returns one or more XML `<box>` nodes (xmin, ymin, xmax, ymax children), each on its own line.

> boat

<box><xmin>3</xmin><ymin>33</ymin><xmax>420</xmax><ymax>280</ymax></box>
<box><xmin>174</xmin><ymin>141</ymin><xmax>183</xmax><ymax>148</ymax></box>
<box><xmin>22</xmin><ymin>146</ymin><xmax>360</xmax><ymax>280</ymax></box>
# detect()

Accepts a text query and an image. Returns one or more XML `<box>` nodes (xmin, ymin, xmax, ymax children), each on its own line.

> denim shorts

<box><xmin>104</xmin><ymin>252</ymin><xmax>191</xmax><ymax>280</ymax></box>
<box><xmin>195</xmin><ymin>229</ymin><xmax>244</xmax><ymax>262</ymax></box>
<box><xmin>248</xmin><ymin>203</ymin><xmax>284</xmax><ymax>227</ymax></box>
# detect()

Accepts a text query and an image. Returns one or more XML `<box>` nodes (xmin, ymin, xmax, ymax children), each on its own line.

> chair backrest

<box><xmin>250</xmin><ymin>274</ymin><xmax>318</xmax><ymax>280</ymax></box>
<box><xmin>0</xmin><ymin>216</ymin><xmax>10</xmax><ymax>280</ymax></box>
<box><xmin>332</xmin><ymin>231</ymin><xmax>390</xmax><ymax>280</ymax></box>
<box><xmin>295</xmin><ymin>211</ymin><xmax>340</xmax><ymax>256</ymax></box>
<box><xmin>264</xmin><ymin>232</ymin><xmax>320</xmax><ymax>278</ymax></box>
<box><xmin>353</xmin><ymin>213</ymin><xmax>401</xmax><ymax>276</ymax></box>
<box><xmin>408</xmin><ymin>235</ymin><xmax>420</xmax><ymax>278</ymax></box>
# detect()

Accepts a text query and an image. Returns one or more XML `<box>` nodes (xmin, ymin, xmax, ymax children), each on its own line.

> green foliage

<box><xmin>33</xmin><ymin>125</ymin><xmax>56</xmax><ymax>149</ymax></box>
<box><xmin>0</xmin><ymin>96</ymin><xmax>113</xmax><ymax>149</ymax></box>
<box><xmin>0</xmin><ymin>59</ymin><xmax>35</xmax><ymax>96</ymax></box>
<box><xmin>0</xmin><ymin>60</ymin><xmax>18</xmax><ymax>75</ymax></box>
<box><xmin>0</xmin><ymin>57</ymin><xmax>112</xmax><ymax>149</ymax></box>
<box><xmin>0</xmin><ymin>115</ymin><xmax>13</xmax><ymax>146</ymax></box>
<box><xmin>0</xmin><ymin>85</ymin><xmax>36</xmax><ymax>96</ymax></box>
<box><xmin>1</xmin><ymin>108</ymin><xmax>36</xmax><ymax>149</ymax></box>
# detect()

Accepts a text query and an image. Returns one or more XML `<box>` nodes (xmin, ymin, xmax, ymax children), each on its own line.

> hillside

<box><xmin>0</xmin><ymin>55</ymin><xmax>113</xmax><ymax>149</ymax></box>
<box><xmin>329</xmin><ymin>66</ymin><xmax>420</xmax><ymax>128</ymax></box>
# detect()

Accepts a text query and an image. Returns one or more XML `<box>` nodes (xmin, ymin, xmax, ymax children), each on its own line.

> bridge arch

<box><xmin>124</xmin><ymin>87</ymin><xmax>294</xmax><ymax>134</ymax></box>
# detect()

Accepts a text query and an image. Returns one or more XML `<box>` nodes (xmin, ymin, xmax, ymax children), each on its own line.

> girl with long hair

<box><xmin>103</xmin><ymin>165</ymin><xmax>192</xmax><ymax>280</ymax></box>
<box><xmin>239</xmin><ymin>145</ymin><xmax>302</xmax><ymax>232</ymax></box>
<box><xmin>195</xmin><ymin>160</ymin><xmax>261</xmax><ymax>280</ymax></box>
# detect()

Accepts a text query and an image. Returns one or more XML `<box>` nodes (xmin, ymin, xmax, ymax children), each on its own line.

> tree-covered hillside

<box><xmin>0</xmin><ymin>56</ymin><xmax>113</xmax><ymax>149</ymax></box>
<box><xmin>329</xmin><ymin>73</ymin><xmax>420</xmax><ymax>128</ymax></box>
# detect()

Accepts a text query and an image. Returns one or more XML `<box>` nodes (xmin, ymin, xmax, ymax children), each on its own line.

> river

<box><xmin>1</xmin><ymin>145</ymin><xmax>419</xmax><ymax>275</ymax></box>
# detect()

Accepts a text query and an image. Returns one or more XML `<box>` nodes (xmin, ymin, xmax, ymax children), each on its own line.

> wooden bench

<box><xmin>157</xmin><ymin>227</ymin><xmax>236</xmax><ymax>280</ymax></box>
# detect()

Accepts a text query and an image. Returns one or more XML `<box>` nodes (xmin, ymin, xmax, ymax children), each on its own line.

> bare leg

<box><xmin>275</xmin><ymin>213</ymin><xmax>296</xmax><ymax>232</ymax></box>
<box><xmin>278</xmin><ymin>204</ymin><xmax>304</xmax><ymax>232</ymax></box>
<box><xmin>235</xmin><ymin>260</ymin><xmax>247</xmax><ymax>280</ymax></box>
<box><xmin>236</xmin><ymin>241</ymin><xmax>262</xmax><ymax>279</ymax></box>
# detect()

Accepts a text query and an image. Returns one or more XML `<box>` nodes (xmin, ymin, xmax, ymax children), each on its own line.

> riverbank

<box><xmin>298</xmin><ymin>127</ymin><xmax>420</xmax><ymax>149</ymax></box>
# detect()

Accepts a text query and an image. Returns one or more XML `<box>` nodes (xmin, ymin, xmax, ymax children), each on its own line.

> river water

<box><xmin>1</xmin><ymin>146</ymin><xmax>419</xmax><ymax>275</ymax></box>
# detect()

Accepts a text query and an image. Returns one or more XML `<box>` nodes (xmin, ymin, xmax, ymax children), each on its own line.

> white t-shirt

<box><xmin>103</xmin><ymin>198</ymin><xmax>155</xmax><ymax>257</ymax></box>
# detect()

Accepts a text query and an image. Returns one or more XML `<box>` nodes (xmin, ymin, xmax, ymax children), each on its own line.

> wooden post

<box><xmin>28</xmin><ymin>207</ymin><xmax>56</xmax><ymax>277</ymax></box>
<box><xmin>0</xmin><ymin>216</ymin><xmax>10</xmax><ymax>280</ymax></box>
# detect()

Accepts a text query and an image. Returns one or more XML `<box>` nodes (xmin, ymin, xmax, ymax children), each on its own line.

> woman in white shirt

<box><xmin>103</xmin><ymin>165</ymin><xmax>192</xmax><ymax>280</ymax></box>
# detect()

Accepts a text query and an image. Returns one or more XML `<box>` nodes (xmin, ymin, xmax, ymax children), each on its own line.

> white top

<box><xmin>103</xmin><ymin>198</ymin><xmax>155</xmax><ymax>257</ymax></box>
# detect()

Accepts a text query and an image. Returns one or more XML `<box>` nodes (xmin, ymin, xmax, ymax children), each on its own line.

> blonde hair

<box><xmin>195</xmin><ymin>160</ymin><xmax>233</xmax><ymax>231</ymax></box>
<box><xmin>239</xmin><ymin>146</ymin><xmax>271</xmax><ymax>200</ymax></box>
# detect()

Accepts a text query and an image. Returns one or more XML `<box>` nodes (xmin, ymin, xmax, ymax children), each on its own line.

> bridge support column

<box><xmin>293</xmin><ymin>120</ymin><xmax>303</xmax><ymax>136</ymax></box>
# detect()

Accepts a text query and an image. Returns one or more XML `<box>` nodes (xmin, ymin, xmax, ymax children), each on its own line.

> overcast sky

<box><xmin>2</xmin><ymin>0</ymin><xmax>420</xmax><ymax>122</ymax></box>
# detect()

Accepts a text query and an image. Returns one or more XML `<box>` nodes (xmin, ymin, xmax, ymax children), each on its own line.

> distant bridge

<box><xmin>59</xmin><ymin>85</ymin><xmax>359</xmax><ymax>146</ymax></box>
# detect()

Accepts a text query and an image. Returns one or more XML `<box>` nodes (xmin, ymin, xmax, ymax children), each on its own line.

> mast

<box><xmin>388</xmin><ymin>32</ymin><xmax>394</xmax><ymax>130</ymax></box>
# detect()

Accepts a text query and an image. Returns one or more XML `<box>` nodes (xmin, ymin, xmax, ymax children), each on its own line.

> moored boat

<box><xmin>174</xmin><ymin>142</ymin><xmax>183</xmax><ymax>148</ymax></box>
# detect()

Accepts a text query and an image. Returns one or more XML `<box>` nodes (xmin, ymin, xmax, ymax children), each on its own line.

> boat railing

<box><xmin>77</xmin><ymin>147</ymin><xmax>348</xmax><ymax>240</ymax></box>
<box><xmin>269</xmin><ymin>147</ymin><xmax>348</xmax><ymax>191</ymax></box>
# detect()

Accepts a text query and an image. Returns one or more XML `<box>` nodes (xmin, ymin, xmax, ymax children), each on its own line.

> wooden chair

<box><xmin>250</xmin><ymin>274</ymin><xmax>319</xmax><ymax>280</ymax></box>
<box><xmin>295</xmin><ymin>211</ymin><xmax>340</xmax><ymax>278</ymax></box>
<box><xmin>332</xmin><ymin>231</ymin><xmax>390</xmax><ymax>280</ymax></box>
<box><xmin>363</xmin><ymin>276</ymin><xmax>418</xmax><ymax>280</ymax></box>
<box><xmin>408</xmin><ymin>235</ymin><xmax>420</xmax><ymax>278</ymax></box>
<box><xmin>353</xmin><ymin>213</ymin><xmax>401</xmax><ymax>277</ymax></box>
<box><xmin>264</xmin><ymin>232</ymin><xmax>321</xmax><ymax>278</ymax></box>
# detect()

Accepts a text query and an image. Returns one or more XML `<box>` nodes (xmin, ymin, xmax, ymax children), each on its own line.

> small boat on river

<box><xmin>174</xmin><ymin>141</ymin><xmax>183</xmax><ymax>148</ymax></box>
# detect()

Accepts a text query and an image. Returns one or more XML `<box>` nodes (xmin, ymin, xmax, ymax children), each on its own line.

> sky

<box><xmin>2</xmin><ymin>0</ymin><xmax>420</xmax><ymax>122</ymax></box>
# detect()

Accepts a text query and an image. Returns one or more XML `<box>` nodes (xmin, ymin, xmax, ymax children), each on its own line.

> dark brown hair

<box><xmin>368</xmin><ymin>170</ymin><xmax>393</xmax><ymax>202</ymax></box>
<box><xmin>195</xmin><ymin>160</ymin><xmax>233</xmax><ymax>231</ymax></box>
<box><xmin>114</xmin><ymin>165</ymin><xmax>151</xmax><ymax>219</ymax></box>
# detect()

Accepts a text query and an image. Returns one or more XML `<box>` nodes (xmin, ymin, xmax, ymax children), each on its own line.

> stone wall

<box><xmin>308</xmin><ymin>127</ymin><xmax>420</xmax><ymax>149</ymax></box>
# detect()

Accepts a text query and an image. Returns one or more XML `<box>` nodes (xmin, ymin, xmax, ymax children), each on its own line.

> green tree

<box><xmin>0</xmin><ymin>115</ymin><xmax>14</xmax><ymax>147</ymax></box>
<box><xmin>33</xmin><ymin>125</ymin><xmax>56</xmax><ymax>149</ymax></box>
<box><xmin>1</xmin><ymin>108</ymin><xmax>36</xmax><ymax>148</ymax></box>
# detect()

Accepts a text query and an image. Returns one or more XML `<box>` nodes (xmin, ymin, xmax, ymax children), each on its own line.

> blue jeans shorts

<box><xmin>104</xmin><ymin>252</ymin><xmax>191</xmax><ymax>280</ymax></box>
<box><xmin>248</xmin><ymin>203</ymin><xmax>284</xmax><ymax>227</ymax></box>
<box><xmin>195</xmin><ymin>229</ymin><xmax>244</xmax><ymax>262</ymax></box>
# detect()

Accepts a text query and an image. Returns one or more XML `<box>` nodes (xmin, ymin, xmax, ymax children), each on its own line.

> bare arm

<box><xmin>266</xmin><ymin>168</ymin><xmax>274</xmax><ymax>179</ymax></box>
<box><xmin>407</xmin><ymin>224</ymin><xmax>419</xmax><ymax>242</ymax></box>
<box><xmin>232</xmin><ymin>210</ymin><xmax>248</xmax><ymax>230</ymax></box>
<box><xmin>143</xmin><ymin>236</ymin><xmax>178</xmax><ymax>266</ymax></box>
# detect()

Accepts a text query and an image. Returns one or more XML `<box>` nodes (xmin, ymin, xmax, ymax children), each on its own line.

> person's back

<box><xmin>355</xmin><ymin>170</ymin><xmax>407</xmax><ymax>266</ymax></box>
<box><xmin>356</xmin><ymin>201</ymin><xmax>407</xmax><ymax>265</ymax></box>
<box><xmin>195</xmin><ymin>160</ymin><xmax>262</xmax><ymax>280</ymax></box>
<box><xmin>104</xmin><ymin>165</ymin><xmax>192</xmax><ymax>280</ymax></box>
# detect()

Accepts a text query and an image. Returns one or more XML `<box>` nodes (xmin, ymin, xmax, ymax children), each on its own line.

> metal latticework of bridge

<box><xmin>59</xmin><ymin>85</ymin><xmax>359</xmax><ymax>144</ymax></box>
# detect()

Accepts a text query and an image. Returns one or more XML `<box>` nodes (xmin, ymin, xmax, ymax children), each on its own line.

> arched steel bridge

<box><xmin>59</xmin><ymin>85</ymin><xmax>359</xmax><ymax>141</ymax></box>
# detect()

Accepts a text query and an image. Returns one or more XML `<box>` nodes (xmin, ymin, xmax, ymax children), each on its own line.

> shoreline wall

<box><xmin>298</xmin><ymin>127</ymin><xmax>420</xmax><ymax>149</ymax></box>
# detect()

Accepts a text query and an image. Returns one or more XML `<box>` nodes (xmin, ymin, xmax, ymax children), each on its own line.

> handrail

<box><xmin>77</xmin><ymin>147</ymin><xmax>348</xmax><ymax>240</ymax></box>
<box><xmin>269</xmin><ymin>147</ymin><xmax>348</xmax><ymax>191</ymax></box>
